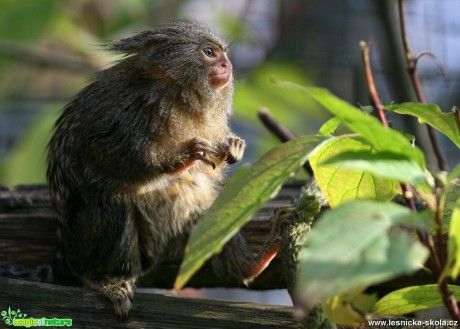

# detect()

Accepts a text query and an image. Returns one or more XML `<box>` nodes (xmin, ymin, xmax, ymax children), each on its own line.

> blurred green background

<box><xmin>0</xmin><ymin>0</ymin><xmax>458</xmax><ymax>185</ymax></box>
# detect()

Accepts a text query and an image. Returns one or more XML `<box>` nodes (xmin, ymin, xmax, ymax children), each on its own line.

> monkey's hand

<box><xmin>217</xmin><ymin>135</ymin><xmax>246</xmax><ymax>164</ymax></box>
<box><xmin>171</xmin><ymin>137</ymin><xmax>217</xmax><ymax>175</ymax></box>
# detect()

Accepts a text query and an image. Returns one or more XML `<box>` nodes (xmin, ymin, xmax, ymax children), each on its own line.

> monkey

<box><xmin>1</xmin><ymin>20</ymin><xmax>282</xmax><ymax>320</ymax></box>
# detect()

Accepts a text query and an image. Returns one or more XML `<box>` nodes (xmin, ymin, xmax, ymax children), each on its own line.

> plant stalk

<box><xmin>397</xmin><ymin>0</ymin><xmax>446</xmax><ymax>171</ymax></box>
<box><xmin>398</xmin><ymin>1</ymin><xmax>457</xmax><ymax>319</ymax></box>
<box><xmin>360</xmin><ymin>40</ymin><xmax>442</xmax><ymax>286</ymax></box>
<box><xmin>360</xmin><ymin>41</ymin><xmax>389</xmax><ymax>128</ymax></box>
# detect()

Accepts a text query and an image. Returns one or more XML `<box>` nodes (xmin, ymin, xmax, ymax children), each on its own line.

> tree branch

<box><xmin>258</xmin><ymin>107</ymin><xmax>313</xmax><ymax>176</ymax></box>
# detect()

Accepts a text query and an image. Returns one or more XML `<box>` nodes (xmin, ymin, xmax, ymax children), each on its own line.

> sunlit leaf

<box><xmin>310</xmin><ymin>137</ymin><xmax>398</xmax><ymax>207</ymax></box>
<box><xmin>277</xmin><ymin>84</ymin><xmax>426</xmax><ymax>167</ymax></box>
<box><xmin>372</xmin><ymin>284</ymin><xmax>460</xmax><ymax>315</ymax></box>
<box><xmin>318</xmin><ymin>117</ymin><xmax>342</xmax><ymax>136</ymax></box>
<box><xmin>323</xmin><ymin>292</ymin><xmax>377</xmax><ymax>326</ymax></box>
<box><xmin>447</xmin><ymin>165</ymin><xmax>460</xmax><ymax>184</ymax></box>
<box><xmin>444</xmin><ymin>198</ymin><xmax>460</xmax><ymax>280</ymax></box>
<box><xmin>296</xmin><ymin>201</ymin><xmax>428</xmax><ymax>308</ymax></box>
<box><xmin>385</xmin><ymin>103</ymin><xmax>460</xmax><ymax>148</ymax></box>
<box><xmin>174</xmin><ymin>135</ymin><xmax>330</xmax><ymax>289</ymax></box>
<box><xmin>323</xmin><ymin>150</ymin><xmax>430</xmax><ymax>192</ymax></box>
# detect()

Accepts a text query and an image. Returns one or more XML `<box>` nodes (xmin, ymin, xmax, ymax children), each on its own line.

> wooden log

<box><xmin>0</xmin><ymin>184</ymin><xmax>300</xmax><ymax>289</ymax></box>
<box><xmin>0</xmin><ymin>276</ymin><xmax>300</xmax><ymax>329</ymax></box>
<box><xmin>0</xmin><ymin>184</ymin><xmax>440</xmax><ymax>293</ymax></box>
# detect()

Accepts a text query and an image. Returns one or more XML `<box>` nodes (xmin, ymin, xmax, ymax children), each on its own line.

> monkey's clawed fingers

<box><xmin>218</xmin><ymin>136</ymin><xmax>245</xmax><ymax>164</ymax></box>
<box><xmin>187</xmin><ymin>137</ymin><xmax>217</xmax><ymax>169</ymax></box>
<box><xmin>191</xmin><ymin>151</ymin><xmax>216</xmax><ymax>169</ymax></box>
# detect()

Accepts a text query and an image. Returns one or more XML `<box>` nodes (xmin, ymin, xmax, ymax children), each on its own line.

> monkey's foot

<box><xmin>86</xmin><ymin>279</ymin><xmax>134</xmax><ymax>321</ymax></box>
<box><xmin>219</xmin><ymin>136</ymin><xmax>245</xmax><ymax>164</ymax></box>
<box><xmin>244</xmin><ymin>240</ymin><xmax>281</xmax><ymax>284</ymax></box>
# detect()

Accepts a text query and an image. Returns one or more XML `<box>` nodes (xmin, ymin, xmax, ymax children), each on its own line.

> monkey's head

<box><xmin>112</xmin><ymin>20</ymin><xmax>233</xmax><ymax>100</ymax></box>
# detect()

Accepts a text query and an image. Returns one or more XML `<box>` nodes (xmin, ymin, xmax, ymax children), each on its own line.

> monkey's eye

<box><xmin>202</xmin><ymin>47</ymin><xmax>214</xmax><ymax>58</ymax></box>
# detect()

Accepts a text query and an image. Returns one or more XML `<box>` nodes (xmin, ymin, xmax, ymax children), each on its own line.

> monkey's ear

<box><xmin>111</xmin><ymin>32</ymin><xmax>168</xmax><ymax>55</ymax></box>
<box><xmin>138</xmin><ymin>34</ymin><xmax>170</xmax><ymax>78</ymax></box>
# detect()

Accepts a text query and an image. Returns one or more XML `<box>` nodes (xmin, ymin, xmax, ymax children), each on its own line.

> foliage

<box><xmin>296</xmin><ymin>200</ymin><xmax>428</xmax><ymax>306</ymax></box>
<box><xmin>177</xmin><ymin>84</ymin><xmax>460</xmax><ymax>325</ymax></box>
<box><xmin>372</xmin><ymin>284</ymin><xmax>460</xmax><ymax>315</ymax></box>
<box><xmin>174</xmin><ymin>135</ymin><xmax>330</xmax><ymax>288</ymax></box>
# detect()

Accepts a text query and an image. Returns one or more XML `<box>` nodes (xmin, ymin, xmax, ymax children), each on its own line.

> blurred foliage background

<box><xmin>0</xmin><ymin>0</ymin><xmax>458</xmax><ymax>185</ymax></box>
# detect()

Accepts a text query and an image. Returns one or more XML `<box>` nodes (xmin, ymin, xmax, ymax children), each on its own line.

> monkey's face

<box><xmin>200</xmin><ymin>43</ymin><xmax>233</xmax><ymax>90</ymax></box>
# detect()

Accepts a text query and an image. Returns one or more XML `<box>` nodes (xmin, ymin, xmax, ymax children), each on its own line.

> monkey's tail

<box><xmin>0</xmin><ymin>260</ymin><xmax>56</xmax><ymax>283</ymax></box>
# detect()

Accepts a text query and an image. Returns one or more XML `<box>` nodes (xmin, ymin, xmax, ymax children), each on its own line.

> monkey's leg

<box><xmin>211</xmin><ymin>202</ymin><xmax>296</xmax><ymax>284</ymax></box>
<box><xmin>84</xmin><ymin>277</ymin><xmax>135</xmax><ymax>321</ymax></box>
<box><xmin>211</xmin><ymin>232</ymin><xmax>281</xmax><ymax>284</ymax></box>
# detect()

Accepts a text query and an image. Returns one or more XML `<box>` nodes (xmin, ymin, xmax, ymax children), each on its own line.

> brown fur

<box><xmin>44</xmin><ymin>20</ymin><xmax>281</xmax><ymax>320</ymax></box>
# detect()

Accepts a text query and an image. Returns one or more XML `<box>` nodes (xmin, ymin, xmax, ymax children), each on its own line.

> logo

<box><xmin>1</xmin><ymin>307</ymin><xmax>72</xmax><ymax>327</ymax></box>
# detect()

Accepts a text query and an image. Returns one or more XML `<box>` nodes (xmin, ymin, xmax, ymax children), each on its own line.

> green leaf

<box><xmin>278</xmin><ymin>84</ymin><xmax>426</xmax><ymax>167</ymax></box>
<box><xmin>372</xmin><ymin>284</ymin><xmax>460</xmax><ymax>315</ymax></box>
<box><xmin>447</xmin><ymin>164</ymin><xmax>460</xmax><ymax>184</ymax></box>
<box><xmin>444</xmin><ymin>198</ymin><xmax>460</xmax><ymax>279</ymax></box>
<box><xmin>323</xmin><ymin>150</ymin><xmax>430</xmax><ymax>192</ymax></box>
<box><xmin>385</xmin><ymin>103</ymin><xmax>460</xmax><ymax>148</ymax></box>
<box><xmin>324</xmin><ymin>292</ymin><xmax>378</xmax><ymax>326</ymax></box>
<box><xmin>310</xmin><ymin>137</ymin><xmax>398</xmax><ymax>207</ymax></box>
<box><xmin>174</xmin><ymin>135</ymin><xmax>330</xmax><ymax>289</ymax></box>
<box><xmin>296</xmin><ymin>201</ymin><xmax>429</xmax><ymax>308</ymax></box>
<box><xmin>318</xmin><ymin>117</ymin><xmax>342</xmax><ymax>135</ymax></box>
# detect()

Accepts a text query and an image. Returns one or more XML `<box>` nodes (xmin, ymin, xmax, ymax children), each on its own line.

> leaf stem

<box><xmin>397</xmin><ymin>0</ymin><xmax>446</xmax><ymax>171</ymax></box>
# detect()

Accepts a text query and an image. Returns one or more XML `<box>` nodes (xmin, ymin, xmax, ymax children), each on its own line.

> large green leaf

<box><xmin>323</xmin><ymin>150</ymin><xmax>431</xmax><ymax>192</ymax></box>
<box><xmin>372</xmin><ymin>284</ymin><xmax>460</xmax><ymax>315</ymax></box>
<box><xmin>278</xmin><ymin>84</ymin><xmax>426</xmax><ymax>168</ymax></box>
<box><xmin>385</xmin><ymin>103</ymin><xmax>460</xmax><ymax>148</ymax></box>
<box><xmin>174</xmin><ymin>135</ymin><xmax>330</xmax><ymax>289</ymax></box>
<box><xmin>296</xmin><ymin>201</ymin><xmax>429</xmax><ymax>308</ymax></box>
<box><xmin>309</xmin><ymin>137</ymin><xmax>398</xmax><ymax>207</ymax></box>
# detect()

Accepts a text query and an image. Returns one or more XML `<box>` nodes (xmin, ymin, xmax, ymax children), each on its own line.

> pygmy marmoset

<box><xmin>24</xmin><ymin>20</ymin><xmax>282</xmax><ymax>320</ymax></box>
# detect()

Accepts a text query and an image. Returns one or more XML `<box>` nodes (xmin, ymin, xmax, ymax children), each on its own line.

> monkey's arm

<box><xmin>80</xmin><ymin>111</ymin><xmax>218</xmax><ymax>183</ymax></box>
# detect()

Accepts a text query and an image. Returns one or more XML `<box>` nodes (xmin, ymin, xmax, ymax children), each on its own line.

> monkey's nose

<box><xmin>219</xmin><ymin>61</ymin><xmax>233</xmax><ymax>70</ymax></box>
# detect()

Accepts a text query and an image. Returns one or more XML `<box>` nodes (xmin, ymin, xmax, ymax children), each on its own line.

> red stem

<box><xmin>360</xmin><ymin>40</ymin><xmax>444</xmax><ymax>295</ymax></box>
<box><xmin>398</xmin><ymin>0</ymin><xmax>458</xmax><ymax>320</ymax></box>
<box><xmin>398</xmin><ymin>0</ymin><xmax>446</xmax><ymax>171</ymax></box>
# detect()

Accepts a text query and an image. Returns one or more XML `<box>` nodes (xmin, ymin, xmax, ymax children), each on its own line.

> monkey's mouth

<box><xmin>211</xmin><ymin>71</ymin><xmax>232</xmax><ymax>89</ymax></box>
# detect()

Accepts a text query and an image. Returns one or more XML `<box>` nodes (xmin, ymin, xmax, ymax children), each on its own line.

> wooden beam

<box><xmin>0</xmin><ymin>276</ymin><xmax>300</xmax><ymax>329</ymax></box>
<box><xmin>0</xmin><ymin>184</ymin><xmax>299</xmax><ymax>289</ymax></box>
